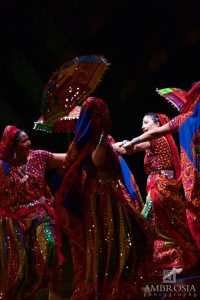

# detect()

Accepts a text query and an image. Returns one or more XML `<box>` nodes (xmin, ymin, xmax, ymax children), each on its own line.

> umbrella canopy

<box><xmin>41</xmin><ymin>55</ymin><xmax>110</xmax><ymax>125</ymax></box>
<box><xmin>156</xmin><ymin>87</ymin><xmax>187</xmax><ymax>112</ymax></box>
<box><xmin>156</xmin><ymin>81</ymin><xmax>200</xmax><ymax>113</ymax></box>
<box><xmin>33</xmin><ymin>105</ymin><xmax>81</xmax><ymax>133</ymax></box>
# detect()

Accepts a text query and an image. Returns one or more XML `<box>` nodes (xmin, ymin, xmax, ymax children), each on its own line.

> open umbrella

<box><xmin>33</xmin><ymin>105</ymin><xmax>81</xmax><ymax>133</ymax></box>
<box><xmin>41</xmin><ymin>55</ymin><xmax>110</xmax><ymax>125</ymax></box>
<box><xmin>156</xmin><ymin>81</ymin><xmax>200</xmax><ymax>113</ymax></box>
<box><xmin>156</xmin><ymin>87</ymin><xmax>187</xmax><ymax>112</ymax></box>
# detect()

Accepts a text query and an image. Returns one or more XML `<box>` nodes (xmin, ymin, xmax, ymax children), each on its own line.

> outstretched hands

<box><xmin>112</xmin><ymin>140</ymin><xmax>132</xmax><ymax>155</ymax></box>
<box><xmin>122</xmin><ymin>141</ymin><xmax>134</xmax><ymax>154</ymax></box>
<box><xmin>112</xmin><ymin>140</ymin><xmax>128</xmax><ymax>155</ymax></box>
<box><xmin>112</xmin><ymin>137</ymin><xmax>140</xmax><ymax>155</ymax></box>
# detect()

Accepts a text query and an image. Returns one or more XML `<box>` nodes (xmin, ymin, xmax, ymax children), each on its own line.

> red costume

<box><xmin>158</xmin><ymin>81</ymin><xmax>200</xmax><ymax>248</ymax></box>
<box><xmin>0</xmin><ymin>125</ymin><xmax>60</xmax><ymax>299</ymax></box>
<box><xmin>55</xmin><ymin>97</ymin><xmax>153</xmax><ymax>299</ymax></box>
<box><xmin>141</xmin><ymin>115</ymin><xmax>199</xmax><ymax>274</ymax></box>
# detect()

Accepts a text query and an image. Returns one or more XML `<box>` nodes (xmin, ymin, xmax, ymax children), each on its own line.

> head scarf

<box><xmin>156</xmin><ymin>114</ymin><xmax>181</xmax><ymax>180</ymax></box>
<box><xmin>0</xmin><ymin>125</ymin><xmax>20</xmax><ymax>160</ymax></box>
<box><xmin>54</xmin><ymin>97</ymin><xmax>143</xmax><ymax>210</ymax></box>
<box><xmin>183</xmin><ymin>81</ymin><xmax>200</xmax><ymax>113</ymax></box>
<box><xmin>53</xmin><ymin>97</ymin><xmax>144</xmax><ymax>254</ymax></box>
<box><xmin>179</xmin><ymin>100</ymin><xmax>200</xmax><ymax>174</ymax></box>
<box><xmin>55</xmin><ymin>97</ymin><xmax>112</xmax><ymax>203</ymax></box>
<box><xmin>156</xmin><ymin>80</ymin><xmax>200</xmax><ymax>114</ymax></box>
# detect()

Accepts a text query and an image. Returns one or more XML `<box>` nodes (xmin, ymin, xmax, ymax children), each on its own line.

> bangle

<box><xmin>122</xmin><ymin>139</ymin><xmax>128</xmax><ymax>145</ymax></box>
<box><xmin>98</xmin><ymin>133</ymin><xmax>107</xmax><ymax>145</ymax></box>
<box><xmin>131</xmin><ymin>136</ymin><xmax>140</xmax><ymax>145</ymax></box>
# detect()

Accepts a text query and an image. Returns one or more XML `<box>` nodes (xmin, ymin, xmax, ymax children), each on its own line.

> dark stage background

<box><xmin>1</xmin><ymin>0</ymin><xmax>200</xmax><ymax>197</ymax></box>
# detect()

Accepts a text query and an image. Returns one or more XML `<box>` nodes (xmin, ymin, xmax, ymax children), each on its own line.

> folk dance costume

<box><xmin>158</xmin><ymin>81</ymin><xmax>200</xmax><ymax>248</ymax></box>
<box><xmin>55</xmin><ymin>97</ymin><xmax>153</xmax><ymax>300</ymax></box>
<box><xmin>0</xmin><ymin>125</ymin><xmax>62</xmax><ymax>299</ymax></box>
<box><xmin>141</xmin><ymin>114</ymin><xmax>199</xmax><ymax>274</ymax></box>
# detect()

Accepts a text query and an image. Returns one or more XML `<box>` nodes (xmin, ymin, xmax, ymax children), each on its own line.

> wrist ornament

<box><xmin>122</xmin><ymin>139</ymin><xmax>128</xmax><ymax>145</ymax></box>
<box><xmin>131</xmin><ymin>136</ymin><xmax>140</xmax><ymax>145</ymax></box>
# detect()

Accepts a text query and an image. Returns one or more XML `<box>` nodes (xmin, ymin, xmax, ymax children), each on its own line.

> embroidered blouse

<box><xmin>144</xmin><ymin>136</ymin><xmax>175</xmax><ymax>175</ymax></box>
<box><xmin>0</xmin><ymin>150</ymin><xmax>54</xmax><ymax>217</ymax></box>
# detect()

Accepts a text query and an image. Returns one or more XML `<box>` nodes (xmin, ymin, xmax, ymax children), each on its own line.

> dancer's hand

<box><xmin>113</xmin><ymin>145</ymin><xmax>127</xmax><ymax>155</ymax></box>
<box><xmin>113</xmin><ymin>140</ymin><xmax>129</xmax><ymax>154</ymax></box>
<box><xmin>122</xmin><ymin>141</ymin><xmax>136</xmax><ymax>154</ymax></box>
<box><xmin>113</xmin><ymin>140</ymin><xmax>129</xmax><ymax>148</ymax></box>
<box><xmin>123</xmin><ymin>140</ymin><xmax>133</xmax><ymax>148</ymax></box>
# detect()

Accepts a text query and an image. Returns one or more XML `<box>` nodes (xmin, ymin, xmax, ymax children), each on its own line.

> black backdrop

<box><xmin>1</xmin><ymin>0</ymin><xmax>200</xmax><ymax>197</ymax></box>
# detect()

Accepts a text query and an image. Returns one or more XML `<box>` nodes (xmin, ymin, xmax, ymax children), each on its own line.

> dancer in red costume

<box><xmin>122</xmin><ymin>81</ymin><xmax>200</xmax><ymax>251</ymax></box>
<box><xmin>55</xmin><ymin>97</ymin><xmax>153</xmax><ymax>300</ymax></box>
<box><xmin>0</xmin><ymin>125</ymin><xmax>67</xmax><ymax>299</ymax></box>
<box><xmin>114</xmin><ymin>112</ymin><xmax>199</xmax><ymax>278</ymax></box>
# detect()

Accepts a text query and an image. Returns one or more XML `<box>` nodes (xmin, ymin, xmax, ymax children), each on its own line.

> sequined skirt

<box><xmin>142</xmin><ymin>172</ymin><xmax>199</xmax><ymax>272</ymax></box>
<box><xmin>0</xmin><ymin>209</ymin><xmax>58</xmax><ymax>299</ymax></box>
<box><xmin>68</xmin><ymin>176</ymin><xmax>153</xmax><ymax>300</ymax></box>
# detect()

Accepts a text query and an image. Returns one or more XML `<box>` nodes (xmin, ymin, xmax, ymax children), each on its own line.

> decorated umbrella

<box><xmin>41</xmin><ymin>54</ymin><xmax>110</xmax><ymax>125</ymax></box>
<box><xmin>156</xmin><ymin>81</ymin><xmax>200</xmax><ymax>113</ymax></box>
<box><xmin>33</xmin><ymin>105</ymin><xmax>81</xmax><ymax>133</ymax></box>
<box><xmin>156</xmin><ymin>87</ymin><xmax>187</xmax><ymax>112</ymax></box>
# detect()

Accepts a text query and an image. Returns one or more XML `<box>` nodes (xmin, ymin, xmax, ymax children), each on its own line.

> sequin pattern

<box><xmin>169</xmin><ymin>112</ymin><xmax>200</xmax><ymax>247</ymax></box>
<box><xmin>0</xmin><ymin>150</ymin><xmax>59</xmax><ymax>299</ymax></box>
<box><xmin>144</xmin><ymin>136</ymin><xmax>174</xmax><ymax>175</ymax></box>
<box><xmin>142</xmin><ymin>137</ymin><xmax>199</xmax><ymax>272</ymax></box>
<box><xmin>60</xmin><ymin>155</ymin><xmax>154</xmax><ymax>299</ymax></box>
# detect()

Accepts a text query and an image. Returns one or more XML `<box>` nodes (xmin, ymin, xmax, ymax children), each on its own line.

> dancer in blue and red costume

<box><xmin>54</xmin><ymin>97</ymin><xmax>153</xmax><ymax>300</ymax></box>
<box><xmin>114</xmin><ymin>112</ymin><xmax>199</xmax><ymax>278</ymax></box>
<box><xmin>121</xmin><ymin>80</ymin><xmax>200</xmax><ymax>251</ymax></box>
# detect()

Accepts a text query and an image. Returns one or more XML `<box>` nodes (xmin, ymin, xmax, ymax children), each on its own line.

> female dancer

<box><xmin>55</xmin><ymin>97</ymin><xmax>153</xmax><ymax>300</ymax></box>
<box><xmin>122</xmin><ymin>81</ymin><xmax>200</xmax><ymax>249</ymax></box>
<box><xmin>0</xmin><ymin>125</ymin><xmax>66</xmax><ymax>299</ymax></box>
<box><xmin>114</xmin><ymin>113</ymin><xmax>199</xmax><ymax>277</ymax></box>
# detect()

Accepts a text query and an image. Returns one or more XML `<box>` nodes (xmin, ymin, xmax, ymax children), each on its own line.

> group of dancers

<box><xmin>0</xmin><ymin>80</ymin><xmax>199</xmax><ymax>300</ymax></box>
